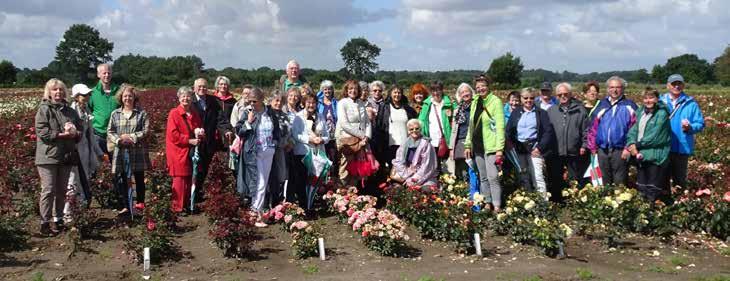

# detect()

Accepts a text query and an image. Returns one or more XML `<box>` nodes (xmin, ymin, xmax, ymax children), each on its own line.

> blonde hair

<box><xmin>43</xmin><ymin>78</ymin><xmax>68</xmax><ymax>100</ymax></box>
<box><xmin>115</xmin><ymin>83</ymin><xmax>139</xmax><ymax>106</ymax></box>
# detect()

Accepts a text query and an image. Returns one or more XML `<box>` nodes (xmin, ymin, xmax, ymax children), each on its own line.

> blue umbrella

<box><xmin>123</xmin><ymin>149</ymin><xmax>134</xmax><ymax>220</ymax></box>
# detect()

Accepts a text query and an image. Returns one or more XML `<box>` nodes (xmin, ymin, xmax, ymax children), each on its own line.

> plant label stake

<box><xmin>474</xmin><ymin>233</ymin><xmax>482</xmax><ymax>256</ymax></box>
<box><xmin>283</xmin><ymin>180</ymin><xmax>289</xmax><ymax>202</ymax></box>
<box><xmin>318</xmin><ymin>237</ymin><xmax>326</xmax><ymax>260</ymax></box>
<box><xmin>142</xmin><ymin>247</ymin><xmax>151</xmax><ymax>280</ymax></box>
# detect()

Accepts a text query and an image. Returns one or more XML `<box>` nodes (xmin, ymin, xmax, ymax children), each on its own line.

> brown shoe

<box><xmin>40</xmin><ymin>223</ymin><xmax>59</xmax><ymax>237</ymax></box>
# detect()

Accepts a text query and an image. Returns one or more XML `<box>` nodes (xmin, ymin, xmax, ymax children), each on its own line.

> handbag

<box><xmin>63</xmin><ymin>149</ymin><xmax>81</xmax><ymax>165</ymax></box>
<box><xmin>339</xmin><ymin>135</ymin><xmax>364</xmax><ymax>155</ymax></box>
<box><xmin>389</xmin><ymin>167</ymin><xmax>405</xmax><ymax>183</ymax></box>
<box><xmin>432</xmin><ymin>104</ymin><xmax>449</xmax><ymax>158</ymax></box>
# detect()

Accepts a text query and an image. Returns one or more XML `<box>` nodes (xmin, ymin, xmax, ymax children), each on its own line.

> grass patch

<box><xmin>403</xmin><ymin>276</ymin><xmax>445</xmax><ymax>281</ymax></box>
<box><xmin>576</xmin><ymin>268</ymin><xmax>595</xmax><ymax>280</ymax></box>
<box><xmin>693</xmin><ymin>274</ymin><xmax>730</xmax><ymax>281</ymax></box>
<box><xmin>302</xmin><ymin>264</ymin><xmax>319</xmax><ymax>274</ymax></box>
<box><xmin>31</xmin><ymin>272</ymin><xmax>45</xmax><ymax>281</ymax></box>
<box><xmin>668</xmin><ymin>255</ymin><xmax>689</xmax><ymax>267</ymax></box>
<box><xmin>719</xmin><ymin>247</ymin><xmax>730</xmax><ymax>257</ymax></box>
<box><xmin>523</xmin><ymin>275</ymin><xmax>543</xmax><ymax>281</ymax></box>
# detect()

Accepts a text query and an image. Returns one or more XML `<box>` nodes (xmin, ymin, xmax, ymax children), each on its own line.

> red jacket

<box><xmin>165</xmin><ymin>105</ymin><xmax>203</xmax><ymax>176</ymax></box>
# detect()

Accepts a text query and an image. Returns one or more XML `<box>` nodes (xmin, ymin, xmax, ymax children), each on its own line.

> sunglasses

<box><xmin>408</xmin><ymin>127</ymin><xmax>421</xmax><ymax>132</ymax></box>
<box><xmin>521</xmin><ymin>96</ymin><xmax>535</xmax><ymax>100</ymax></box>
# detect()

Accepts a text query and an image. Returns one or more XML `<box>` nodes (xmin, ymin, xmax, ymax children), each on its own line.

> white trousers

<box><xmin>251</xmin><ymin>149</ymin><xmax>275</xmax><ymax>211</ymax></box>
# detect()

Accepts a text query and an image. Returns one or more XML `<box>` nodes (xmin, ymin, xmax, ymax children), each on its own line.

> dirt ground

<box><xmin>1</xmin><ymin>208</ymin><xmax>729</xmax><ymax>281</ymax></box>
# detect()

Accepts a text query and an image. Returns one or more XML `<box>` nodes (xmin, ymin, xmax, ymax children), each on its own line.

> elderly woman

<box><xmin>35</xmin><ymin>78</ymin><xmax>82</xmax><ymax>236</ymax></box>
<box><xmin>626</xmin><ymin>87</ymin><xmax>671</xmax><ymax>204</ymax></box>
<box><xmin>417</xmin><ymin>81</ymin><xmax>454</xmax><ymax>172</ymax></box>
<box><xmin>292</xmin><ymin>94</ymin><xmax>330</xmax><ymax>208</ymax></box>
<box><xmin>449</xmin><ymin>83</ymin><xmax>475</xmax><ymax>181</ymax></box>
<box><xmin>409</xmin><ymin>83</ymin><xmax>429</xmax><ymax>115</ymax></box>
<box><xmin>165</xmin><ymin>87</ymin><xmax>203</xmax><ymax>214</ymax></box>
<box><xmin>506</xmin><ymin>88</ymin><xmax>556</xmax><ymax>197</ymax></box>
<box><xmin>108</xmin><ymin>84</ymin><xmax>151</xmax><ymax>215</ymax></box>
<box><xmin>374</xmin><ymin>84</ymin><xmax>417</xmax><ymax>174</ymax></box>
<box><xmin>228</xmin><ymin>85</ymin><xmax>253</xmax><ymax>171</ymax></box>
<box><xmin>317</xmin><ymin>80</ymin><xmax>338</xmax><ymax>181</ymax></box>
<box><xmin>336</xmin><ymin>80</ymin><xmax>372</xmax><ymax>185</ymax></box>
<box><xmin>236</xmin><ymin>88</ymin><xmax>280</xmax><ymax>226</ymax></box>
<box><xmin>582</xmin><ymin>80</ymin><xmax>601</xmax><ymax>116</ymax></box>
<box><xmin>213</xmin><ymin>76</ymin><xmax>238</xmax><ymax>147</ymax></box>
<box><xmin>392</xmin><ymin>119</ymin><xmax>438</xmax><ymax>191</ymax></box>
<box><xmin>61</xmin><ymin>84</ymin><xmax>104</xmax><ymax>221</ymax></box>
<box><xmin>367</xmin><ymin>80</ymin><xmax>386</xmax><ymax>121</ymax></box>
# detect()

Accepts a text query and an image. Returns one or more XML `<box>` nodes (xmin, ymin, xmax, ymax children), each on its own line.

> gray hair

<box><xmin>606</xmin><ymin>76</ymin><xmax>627</xmax><ymax>88</ymax></box>
<box><xmin>406</xmin><ymin>118</ymin><xmax>423</xmax><ymax>129</ymax></box>
<box><xmin>455</xmin><ymin>83</ymin><xmax>474</xmax><ymax>102</ymax></box>
<box><xmin>214</xmin><ymin>76</ymin><xmax>231</xmax><ymax>87</ymax></box>
<box><xmin>320</xmin><ymin>80</ymin><xmax>334</xmax><ymax>91</ymax></box>
<box><xmin>520</xmin><ymin>87</ymin><xmax>538</xmax><ymax>97</ymax></box>
<box><xmin>359</xmin><ymin>81</ymin><xmax>369</xmax><ymax>92</ymax></box>
<box><xmin>177</xmin><ymin>86</ymin><xmax>194</xmax><ymax>98</ymax></box>
<box><xmin>251</xmin><ymin>87</ymin><xmax>265</xmax><ymax>100</ymax></box>
<box><xmin>96</xmin><ymin>63</ymin><xmax>111</xmax><ymax>73</ymax></box>
<box><xmin>286</xmin><ymin>60</ymin><xmax>300</xmax><ymax>69</ymax></box>
<box><xmin>555</xmin><ymin>82</ymin><xmax>572</xmax><ymax>93</ymax></box>
<box><xmin>369</xmin><ymin>80</ymin><xmax>385</xmax><ymax>91</ymax></box>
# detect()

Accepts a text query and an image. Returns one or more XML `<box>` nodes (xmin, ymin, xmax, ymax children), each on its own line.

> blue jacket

<box><xmin>586</xmin><ymin>95</ymin><xmax>637</xmax><ymax>151</ymax></box>
<box><xmin>660</xmin><ymin>92</ymin><xmax>705</xmax><ymax>155</ymax></box>
<box><xmin>316</xmin><ymin>90</ymin><xmax>338</xmax><ymax>123</ymax></box>
<box><xmin>503</xmin><ymin>103</ymin><xmax>512</xmax><ymax>123</ymax></box>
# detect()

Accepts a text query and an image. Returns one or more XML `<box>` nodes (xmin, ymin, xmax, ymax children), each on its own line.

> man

<box><xmin>278</xmin><ymin>60</ymin><xmax>306</xmax><ymax>92</ymax></box>
<box><xmin>191</xmin><ymin>78</ymin><xmax>222</xmax><ymax>205</ymax></box>
<box><xmin>547</xmin><ymin>82</ymin><xmax>590</xmax><ymax>201</ymax></box>
<box><xmin>586</xmin><ymin>76</ymin><xmax>637</xmax><ymax>186</ymax></box>
<box><xmin>88</xmin><ymin>63</ymin><xmax>120</xmax><ymax>156</ymax></box>
<box><xmin>537</xmin><ymin>81</ymin><xmax>558</xmax><ymax>111</ymax></box>
<box><xmin>660</xmin><ymin>74</ymin><xmax>705</xmax><ymax>190</ymax></box>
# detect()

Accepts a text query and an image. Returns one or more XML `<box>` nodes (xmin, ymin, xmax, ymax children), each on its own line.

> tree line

<box><xmin>1</xmin><ymin>24</ymin><xmax>729</xmax><ymax>89</ymax></box>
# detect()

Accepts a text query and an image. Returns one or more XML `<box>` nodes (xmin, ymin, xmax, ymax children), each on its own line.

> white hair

<box><xmin>320</xmin><ymin>80</ymin><xmax>334</xmax><ymax>91</ymax></box>
<box><xmin>96</xmin><ymin>63</ymin><xmax>111</xmax><ymax>73</ymax></box>
<box><xmin>359</xmin><ymin>81</ymin><xmax>369</xmax><ymax>92</ymax></box>
<box><xmin>520</xmin><ymin>87</ymin><xmax>537</xmax><ymax>97</ymax></box>
<box><xmin>455</xmin><ymin>83</ymin><xmax>474</xmax><ymax>102</ymax></box>
<box><xmin>369</xmin><ymin>80</ymin><xmax>385</xmax><ymax>91</ymax></box>
<box><xmin>555</xmin><ymin>82</ymin><xmax>572</xmax><ymax>93</ymax></box>
<box><xmin>214</xmin><ymin>76</ymin><xmax>231</xmax><ymax>87</ymax></box>
<box><xmin>286</xmin><ymin>60</ymin><xmax>300</xmax><ymax>69</ymax></box>
<box><xmin>177</xmin><ymin>86</ymin><xmax>193</xmax><ymax>98</ymax></box>
<box><xmin>606</xmin><ymin>76</ymin><xmax>627</xmax><ymax>88</ymax></box>
<box><xmin>406</xmin><ymin>118</ymin><xmax>423</xmax><ymax>128</ymax></box>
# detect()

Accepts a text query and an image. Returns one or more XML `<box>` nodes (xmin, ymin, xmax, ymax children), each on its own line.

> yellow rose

<box><xmin>524</xmin><ymin>200</ymin><xmax>536</xmax><ymax>210</ymax></box>
<box><xmin>506</xmin><ymin>207</ymin><xmax>514</xmax><ymax>214</ymax></box>
<box><xmin>617</xmin><ymin>192</ymin><xmax>633</xmax><ymax>202</ymax></box>
<box><xmin>560</xmin><ymin>223</ymin><xmax>574</xmax><ymax>238</ymax></box>
<box><xmin>580</xmin><ymin>195</ymin><xmax>588</xmax><ymax>203</ymax></box>
<box><xmin>611</xmin><ymin>200</ymin><xmax>619</xmax><ymax>209</ymax></box>
<box><xmin>497</xmin><ymin>213</ymin><xmax>506</xmax><ymax>221</ymax></box>
<box><xmin>562</xmin><ymin>190</ymin><xmax>571</xmax><ymax>197</ymax></box>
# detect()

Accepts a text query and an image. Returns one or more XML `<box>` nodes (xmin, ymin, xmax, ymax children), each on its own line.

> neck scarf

<box><xmin>215</xmin><ymin>91</ymin><xmax>234</xmax><ymax>101</ymax></box>
<box><xmin>455</xmin><ymin>101</ymin><xmax>470</xmax><ymax>125</ymax></box>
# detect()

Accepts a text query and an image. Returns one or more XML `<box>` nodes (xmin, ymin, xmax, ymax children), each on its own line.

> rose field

<box><xmin>0</xmin><ymin>87</ymin><xmax>729</xmax><ymax>281</ymax></box>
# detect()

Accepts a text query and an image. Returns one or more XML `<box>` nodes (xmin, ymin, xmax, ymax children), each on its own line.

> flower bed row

<box><xmin>323</xmin><ymin>187</ymin><xmax>410</xmax><ymax>256</ymax></box>
<box><xmin>264</xmin><ymin>202</ymin><xmax>321</xmax><ymax>259</ymax></box>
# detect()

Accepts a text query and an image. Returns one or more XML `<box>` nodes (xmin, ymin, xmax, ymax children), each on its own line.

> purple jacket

<box><xmin>392</xmin><ymin>138</ymin><xmax>438</xmax><ymax>187</ymax></box>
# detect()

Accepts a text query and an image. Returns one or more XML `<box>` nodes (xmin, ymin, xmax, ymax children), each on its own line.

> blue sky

<box><xmin>1</xmin><ymin>0</ymin><xmax>728</xmax><ymax>73</ymax></box>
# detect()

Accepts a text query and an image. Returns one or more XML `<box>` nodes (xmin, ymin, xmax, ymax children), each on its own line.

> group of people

<box><xmin>34</xmin><ymin>58</ymin><xmax>705</xmax><ymax>235</ymax></box>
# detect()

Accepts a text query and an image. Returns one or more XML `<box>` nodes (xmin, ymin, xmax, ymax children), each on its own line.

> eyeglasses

<box><xmin>521</xmin><ymin>97</ymin><xmax>535</xmax><ymax>100</ymax></box>
<box><xmin>249</xmin><ymin>100</ymin><xmax>259</xmax><ymax>104</ymax></box>
<box><xmin>408</xmin><ymin>127</ymin><xmax>421</xmax><ymax>132</ymax></box>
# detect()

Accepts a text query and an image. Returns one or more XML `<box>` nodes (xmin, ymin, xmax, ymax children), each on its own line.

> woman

<box><xmin>62</xmin><ymin>84</ymin><xmax>104</xmax><ymax>221</ymax></box>
<box><xmin>213</xmin><ymin>76</ymin><xmax>238</xmax><ymax>150</ymax></box>
<box><xmin>367</xmin><ymin>80</ymin><xmax>386</xmax><ymax>121</ymax></box>
<box><xmin>165</xmin><ymin>87</ymin><xmax>203</xmax><ymax>214</ymax></box>
<box><xmin>506</xmin><ymin>88</ymin><xmax>556</xmax><ymax>198</ymax></box>
<box><xmin>392</xmin><ymin>119</ymin><xmax>438</xmax><ymax>191</ymax></box>
<box><xmin>374</xmin><ymin>85</ymin><xmax>417</xmax><ymax>175</ymax></box>
<box><xmin>35</xmin><ymin>78</ymin><xmax>82</xmax><ymax>236</ymax></box>
<box><xmin>503</xmin><ymin>91</ymin><xmax>521</xmax><ymax>122</ymax></box>
<box><xmin>228</xmin><ymin>85</ymin><xmax>252</xmax><ymax>171</ymax></box>
<box><xmin>582</xmin><ymin>80</ymin><xmax>601</xmax><ymax>116</ymax></box>
<box><xmin>626</xmin><ymin>87</ymin><xmax>671</xmax><ymax>204</ymax></box>
<box><xmin>464</xmin><ymin>75</ymin><xmax>505</xmax><ymax>212</ymax></box>
<box><xmin>449</xmin><ymin>83</ymin><xmax>475</xmax><ymax>181</ymax></box>
<box><xmin>335</xmin><ymin>80</ymin><xmax>372</xmax><ymax>186</ymax></box>
<box><xmin>293</xmin><ymin>95</ymin><xmax>330</xmax><ymax>209</ymax></box>
<box><xmin>317</xmin><ymin>80</ymin><xmax>338</xmax><ymax>182</ymax></box>
<box><xmin>236</xmin><ymin>88</ymin><xmax>280</xmax><ymax>226</ymax></box>
<box><xmin>108</xmin><ymin>84</ymin><xmax>151</xmax><ymax>215</ymax></box>
<box><xmin>410</xmin><ymin>83</ymin><xmax>429</xmax><ymax>115</ymax></box>
<box><xmin>417</xmin><ymin>81</ymin><xmax>454</xmax><ymax>173</ymax></box>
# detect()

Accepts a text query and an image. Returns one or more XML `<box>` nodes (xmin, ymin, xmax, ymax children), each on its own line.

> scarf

<box><xmin>215</xmin><ymin>91</ymin><xmax>234</xmax><ymax>101</ymax></box>
<box><xmin>455</xmin><ymin>101</ymin><xmax>470</xmax><ymax>125</ymax></box>
<box><xmin>401</xmin><ymin>137</ymin><xmax>421</xmax><ymax>166</ymax></box>
<box><xmin>307</xmin><ymin>111</ymin><xmax>318</xmax><ymax>132</ymax></box>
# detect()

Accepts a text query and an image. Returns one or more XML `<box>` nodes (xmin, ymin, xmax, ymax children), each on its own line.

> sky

<box><xmin>0</xmin><ymin>0</ymin><xmax>728</xmax><ymax>73</ymax></box>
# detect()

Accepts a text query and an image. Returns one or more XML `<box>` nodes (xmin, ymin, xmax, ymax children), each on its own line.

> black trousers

<box><xmin>194</xmin><ymin>149</ymin><xmax>214</xmax><ymax>202</ymax></box>
<box><xmin>667</xmin><ymin>153</ymin><xmax>689</xmax><ymax>189</ymax></box>
<box><xmin>636</xmin><ymin>160</ymin><xmax>669</xmax><ymax>203</ymax></box>
<box><xmin>286</xmin><ymin>154</ymin><xmax>307</xmax><ymax>208</ymax></box>
<box><xmin>546</xmin><ymin>155</ymin><xmax>589</xmax><ymax>202</ymax></box>
<box><xmin>114</xmin><ymin>171</ymin><xmax>145</xmax><ymax>209</ymax></box>
<box><xmin>597</xmin><ymin>148</ymin><xmax>628</xmax><ymax>186</ymax></box>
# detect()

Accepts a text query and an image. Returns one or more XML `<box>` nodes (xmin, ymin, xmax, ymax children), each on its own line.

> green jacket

<box><xmin>464</xmin><ymin>93</ymin><xmax>505</xmax><ymax>153</ymax></box>
<box><xmin>418</xmin><ymin>95</ymin><xmax>454</xmax><ymax>142</ymax></box>
<box><xmin>626</xmin><ymin>103</ymin><xmax>671</xmax><ymax>166</ymax></box>
<box><xmin>35</xmin><ymin>100</ymin><xmax>82</xmax><ymax>165</ymax></box>
<box><xmin>88</xmin><ymin>81</ymin><xmax>120</xmax><ymax>137</ymax></box>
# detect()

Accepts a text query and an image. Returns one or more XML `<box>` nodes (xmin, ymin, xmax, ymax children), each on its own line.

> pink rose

<box><xmin>695</xmin><ymin>189</ymin><xmax>711</xmax><ymax>197</ymax></box>
<box><xmin>147</xmin><ymin>219</ymin><xmax>156</xmax><ymax>231</ymax></box>
<box><xmin>284</xmin><ymin>214</ymin><xmax>293</xmax><ymax>223</ymax></box>
<box><xmin>274</xmin><ymin>212</ymin><xmax>284</xmax><ymax>220</ymax></box>
<box><xmin>724</xmin><ymin>191</ymin><xmax>730</xmax><ymax>202</ymax></box>
<box><xmin>362</xmin><ymin>231</ymin><xmax>369</xmax><ymax>237</ymax></box>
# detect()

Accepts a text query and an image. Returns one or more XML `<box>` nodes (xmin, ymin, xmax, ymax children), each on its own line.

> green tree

<box><xmin>487</xmin><ymin>52</ymin><xmax>524</xmax><ymax>89</ymax></box>
<box><xmin>55</xmin><ymin>24</ymin><xmax>114</xmax><ymax>84</ymax></box>
<box><xmin>631</xmin><ymin>68</ymin><xmax>651</xmax><ymax>84</ymax></box>
<box><xmin>340</xmin><ymin>37</ymin><xmax>381</xmax><ymax>80</ymax></box>
<box><xmin>713</xmin><ymin>45</ymin><xmax>730</xmax><ymax>86</ymax></box>
<box><xmin>661</xmin><ymin>54</ymin><xmax>714</xmax><ymax>84</ymax></box>
<box><xmin>0</xmin><ymin>60</ymin><xmax>17</xmax><ymax>84</ymax></box>
<box><xmin>651</xmin><ymin>64</ymin><xmax>666</xmax><ymax>84</ymax></box>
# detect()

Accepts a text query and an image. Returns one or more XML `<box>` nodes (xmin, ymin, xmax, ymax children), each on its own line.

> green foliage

<box><xmin>0</xmin><ymin>60</ymin><xmax>17</xmax><ymax>84</ymax></box>
<box><xmin>575</xmin><ymin>267</ymin><xmax>595</xmax><ymax>280</ymax></box>
<box><xmin>31</xmin><ymin>272</ymin><xmax>45</xmax><ymax>281</ymax></box>
<box><xmin>54</xmin><ymin>24</ymin><xmax>114</xmax><ymax>84</ymax></box>
<box><xmin>495</xmin><ymin>191</ymin><xmax>570</xmax><ymax>256</ymax></box>
<box><xmin>487</xmin><ymin>52</ymin><xmax>524</xmax><ymax>89</ymax></box>
<box><xmin>340</xmin><ymin>37</ymin><xmax>381</xmax><ymax>80</ymax></box>
<box><xmin>302</xmin><ymin>264</ymin><xmax>319</xmax><ymax>274</ymax></box>
<box><xmin>714</xmin><ymin>45</ymin><xmax>730</xmax><ymax>86</ymax></box>
<box><xmin>113</xmin><ymin>54</ymin><xmax>204</xmax><ymax>86</ymax></box>
<box><xmin>654</xmin><ymin>53</ymin><xmax>715</xmax><ymax>84</ymax></box>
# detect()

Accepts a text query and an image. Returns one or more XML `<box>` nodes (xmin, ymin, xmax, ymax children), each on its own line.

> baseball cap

<box><xmin>667</xmin><ymin>74</ymin><xmax>684</xmax><ymax>84</ymax></box>
<box><xmin>71</xmin><ymin>84</ymin><xmax>93</xmax><ymax>98</ymax></box>
<box><xmin>540</xmin><ymin>82</ymin><xmax>552</xmax><ymax>91</ymax></box>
